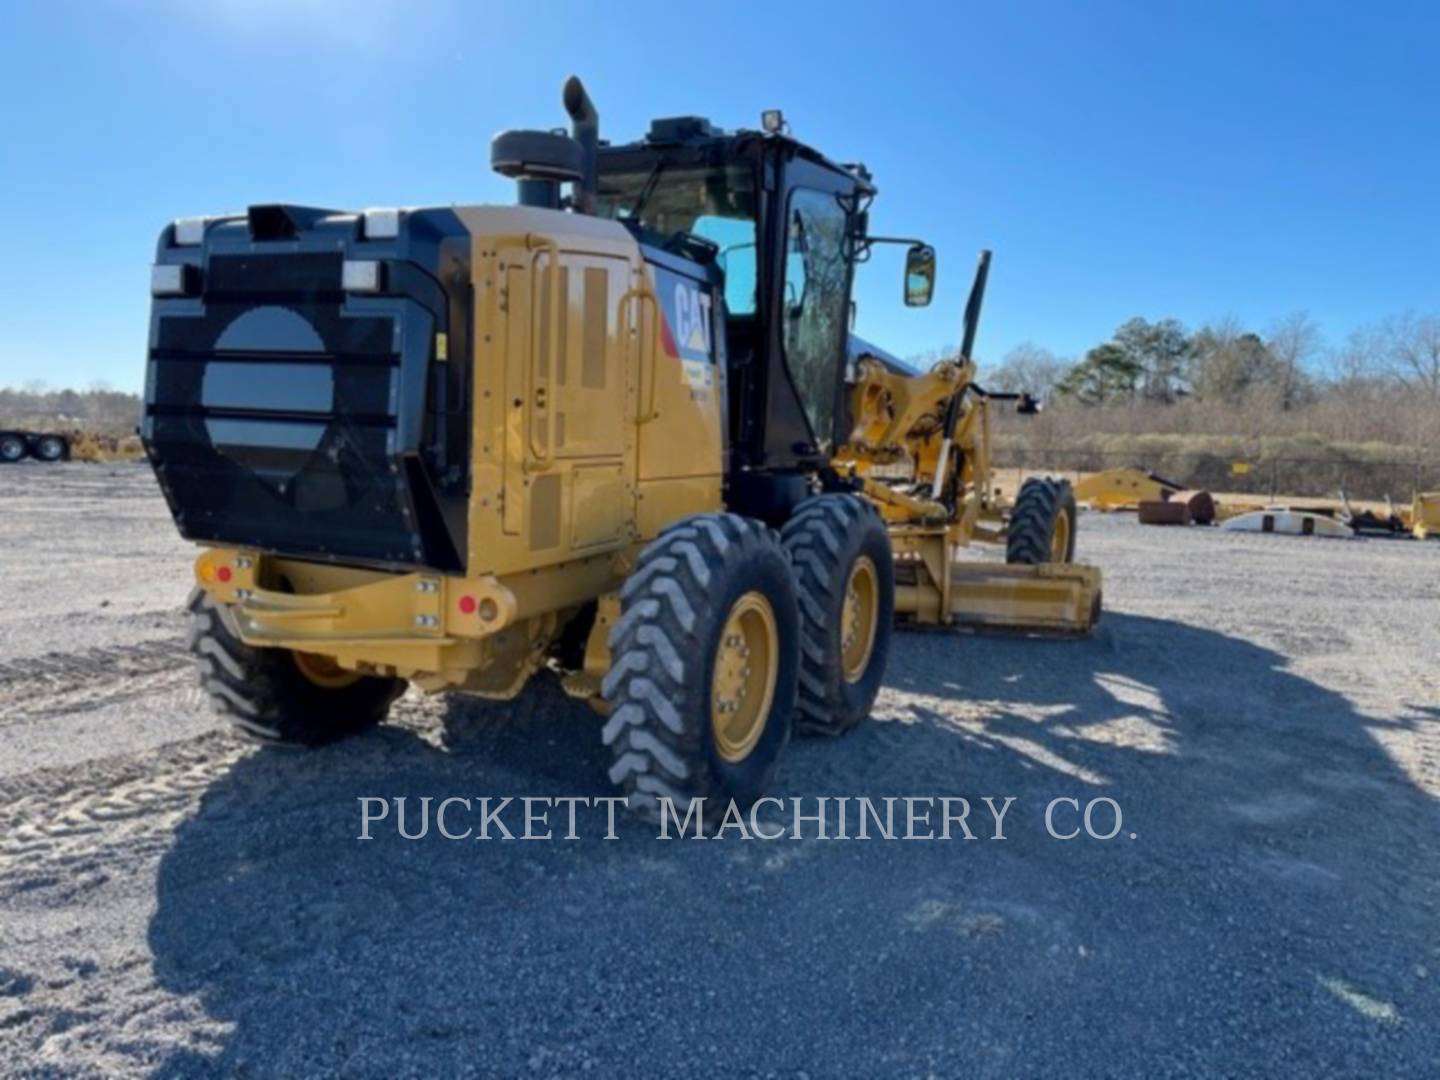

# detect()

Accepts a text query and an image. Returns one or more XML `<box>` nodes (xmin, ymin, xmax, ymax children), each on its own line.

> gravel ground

<box><xmin>2</xmin><ymin>462</ymin><xmax>1439</xmax><ymax>1077</ymax></box>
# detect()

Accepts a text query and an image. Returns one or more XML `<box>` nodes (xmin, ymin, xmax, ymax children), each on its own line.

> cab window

<box><xmin>691</xmin><ymin>216</ymin><xmax>755</xmax><ymax>316</ymax></box>
<box><xmin>595</xmin><ymin>163</ymin><xmax>757</xmax><ymax>315</ymax></box>
<box><xmin>782</xmin><ymin>188</ymin><xmax>850</xmax><ymax>448</ymax></box>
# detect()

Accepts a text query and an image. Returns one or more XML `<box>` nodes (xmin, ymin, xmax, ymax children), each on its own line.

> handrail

<box><xmin>618</xmin><ymin>286</ymin><xmax>661</xmax><ymax>424</ymax></box>
<box><xmin>526</xmin><ymin>234</ymin><xmax>561</xmax><ymax>469</ymax></box>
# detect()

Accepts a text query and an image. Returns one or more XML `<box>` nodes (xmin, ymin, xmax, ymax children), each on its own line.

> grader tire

<box><xmin>782</xmin><ymin>494</ymin><xmax>894</xmax><ymax>736</ymax></box>
<box><xmin>601</xmin><ymin>514</ymin><xmax>799</xmax><ymax>821</ymax></box>
<box><xmin>0</xmin><ymin>433</ymin><xmax>26</xmax><ymax>463</ymax></box>
<box><xmin>187</xmin><ymin>588</ymin><xmax>404</xmax><ymax>746</ymax></box>
<box><xmin>1006</xmin><ymin>477</ymin><xmax>1077</xmax><ymax>565</ymax></box>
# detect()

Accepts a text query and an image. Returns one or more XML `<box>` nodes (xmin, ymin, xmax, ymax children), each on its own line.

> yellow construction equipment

<box><xmin>1072</xmin><ymin>467</ymin><xmax>1182</xmax><ymax>511</ymax></box>
<box><xmin>142</xmin><ymin>78</ymin><xmax>1099</xmax><ymax>816</ymax></box>
<box><xmin>1413</xmin><ymin>493</ymin><xmax>1440</xmax><ymax>539</ymax></box>
<box><xmin>837</xmin><ymin>315</ymin><xmax>1100</xmax><ymax>632</ymax></box>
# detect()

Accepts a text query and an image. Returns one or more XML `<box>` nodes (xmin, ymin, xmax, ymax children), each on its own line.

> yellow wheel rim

<box><xmin>1051</xmin><ymin>508</ymin><xmax>1072</xmax><ymax>563</ymax></box>
<box><xmin>710</xmin><ymin>591</ymin><xmax>779</xmax><ymax>764</ymax></box>
<box><xmin>292</xmin><ymin>650</ymin><xmax>362</xmax><ymax>689</ymax></box>
<box><xmin>840</xmin><ymin>555</ymin><xmax>879</xmax><ymax>683</ymax></box>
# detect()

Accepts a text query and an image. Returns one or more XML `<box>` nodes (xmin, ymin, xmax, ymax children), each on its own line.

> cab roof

<box><xmin>598</xmin><ymin>115</ymin><xmax>876</xmax><ymax>195</ymax></box>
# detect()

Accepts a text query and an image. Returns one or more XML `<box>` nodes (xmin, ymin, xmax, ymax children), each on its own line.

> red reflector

<box><xmin>459</xmin><ymin>595</ymin><xmax>477</xmax><ymax>615</ymax></box>
<box><xmin>217</xmin><ymin>566</ymin><xmax>233</xmax><ymax>582</ymax></box>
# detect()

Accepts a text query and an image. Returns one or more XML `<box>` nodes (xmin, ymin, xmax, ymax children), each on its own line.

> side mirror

<box><xmin>904</xmin><ymin>244</ymin><xmax>936</xmax><ymax>307</ymax></box>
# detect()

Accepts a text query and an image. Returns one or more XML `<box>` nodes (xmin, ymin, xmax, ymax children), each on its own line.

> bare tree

<box><xmin>1189</xmin><ymin>317</ymin><xmax>1276</xmax><ymax>404</ymax></box>
<box><xmin>987</xmin><ymin>343</ymin><xmax>1070</xmax><ymax>403</ymax></box>
<box><xmin>1377</xmin><ymin>313</ymin><xmax>1440</xmax><ymax>399</ymax></box>
<box><xmin>1326</xmin><ymin>324</ymin><xmax>1382</xmax><ymax>385</ymax></box>
<box><xmin>1265</xmin><ymin>311</ymin><xmax>1321</xmax><ymax>410</ymax></box>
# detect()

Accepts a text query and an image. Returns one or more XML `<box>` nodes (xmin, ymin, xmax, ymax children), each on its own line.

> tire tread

<box><xmin>781</xmin><ymin>494</ymin><xmax>893</xmax><ymax>736</ymax></box>
<box><xmin>1006</xmin><ymin>477</ymin><xmax>1076</xmax><ymax>565</ymax></box>
<box><xmin>186</xmin><ymin>588</ymin><xmax>402</xmax><ymax>746</ymax></box>
<box><xmin>602</xmin><ymin>514</ymin><xmax>794</xmax><ymax>822</ymax></box>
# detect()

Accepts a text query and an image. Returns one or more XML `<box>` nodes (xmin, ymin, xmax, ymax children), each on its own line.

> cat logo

<box><xmin>673</xmin><ymin>282</ymin><xmax>713</xmax><ymax>360</ymax></box>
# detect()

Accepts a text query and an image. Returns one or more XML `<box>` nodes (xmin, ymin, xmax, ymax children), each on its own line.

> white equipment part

<box><xmin>1220</xmin><ymin>509</ymin><xmax>1355</xmax><ymax>539</ymax></box>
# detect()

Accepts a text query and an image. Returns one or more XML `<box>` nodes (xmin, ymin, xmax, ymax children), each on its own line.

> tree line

<box><xmin>979</xmin><ymin>312</ymin><xmax>1437</xmax><ymax>407</ymax></box>
<box><xmin>6</xmin><ymin>309</ymin><xmax>1439</xmax><ymax>457</ymax></box>
<box><xmin>907</xmin><ymin>310</ymin><xmax>1440</xmax><ymax>458</ymax></box>
<box><xmin>0</xmin><ymin>383</ymin><xmax>141</xmax><ymax>435</ymax></box>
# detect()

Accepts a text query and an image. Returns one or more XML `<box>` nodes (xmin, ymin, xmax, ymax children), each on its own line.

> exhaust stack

<box><xmin>562</xmin><ymin>75</ymin><xmax>599</xmax><ymax>214</ymax></box>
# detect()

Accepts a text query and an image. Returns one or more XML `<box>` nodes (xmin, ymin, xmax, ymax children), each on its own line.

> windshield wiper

<box><xmin>626</xmin><ymin>156</ymin><xmax>672</xmax><ymax>224</ymax></box>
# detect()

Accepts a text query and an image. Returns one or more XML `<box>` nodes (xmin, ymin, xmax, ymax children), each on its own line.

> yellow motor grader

<box><xmin>143</xmin><ymin>78</ymin><xmax>1099</xmax><ymax>816</ymax></box>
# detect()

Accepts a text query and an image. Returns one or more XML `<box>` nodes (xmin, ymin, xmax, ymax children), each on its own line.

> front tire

<box><xmin>187</xmin><ymin>589</ymin><xmax>404</xmax><ymax>745</ymax></box>
<box><xmin>782</xmin><ymin>494</ymin><xmax>894</xmax><ymax>736</ymax></box>
<box><xmin>601</xmin><ymin>514</ymin><xmax>799</xmax><ymax>821</ymax></box>
<box><xmin>1006</xmin><ymin>477</ymin><xmax>1077</xmax><ymax>565</ymax></box>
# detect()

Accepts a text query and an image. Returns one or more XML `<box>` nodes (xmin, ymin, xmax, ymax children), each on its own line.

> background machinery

<box><xmin>143</xmin><ymin>78</ymin><xmax>1099</xmax><ymax>817</ymax></box>
<box><xmin>0</xmin><ymin>430</ymin><xmax>70</xmax><ymax>464</ymax></box>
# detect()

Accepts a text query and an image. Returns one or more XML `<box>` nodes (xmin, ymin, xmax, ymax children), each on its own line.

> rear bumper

<box><xmin>193</xmin><ymin>548</ymin><xmax>518</xmax><ymax>679</ymax></box>
<box><xmin>192</xmin><ymin>542</ymin><xmax>629</xmax><ymax>692</ymax></box>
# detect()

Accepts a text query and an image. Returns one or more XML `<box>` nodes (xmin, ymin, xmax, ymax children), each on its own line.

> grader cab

<box><xmin>142</xmin><ymin>78</ymin><xmax>1099</xmax><ymax>817</ymax></box>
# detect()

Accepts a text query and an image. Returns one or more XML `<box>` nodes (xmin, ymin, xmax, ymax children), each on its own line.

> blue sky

<box><xmin>1</xmin><ymin>0</ymin><xmax>1436</xmax><ymax>391</ymax></box>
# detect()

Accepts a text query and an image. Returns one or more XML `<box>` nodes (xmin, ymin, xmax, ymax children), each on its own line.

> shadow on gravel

<box><xmin>148</xmin><ymin>614</ymin><xmax>1440</xmax><ymax>1077</ymax></box>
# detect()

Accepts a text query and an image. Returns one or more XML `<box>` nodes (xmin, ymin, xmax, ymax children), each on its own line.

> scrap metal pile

<box><xmin>1073</xmin><ymin>467</ymin><xmax>1440</xmax><ymax>541</ymax></box>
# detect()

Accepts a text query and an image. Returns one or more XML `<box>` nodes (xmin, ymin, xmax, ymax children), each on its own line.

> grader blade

<box><xmin>894</xmin><ymin>561</ymin><xmax>1102</xmax><ymax>634</ymax></box>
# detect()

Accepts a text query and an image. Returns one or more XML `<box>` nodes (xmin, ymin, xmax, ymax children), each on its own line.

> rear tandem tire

<box><xmin>33</xmin><ymin>435</ymin><xmax>67</xmax><ymax>462</ymax></box>
<box><xmin>601</xmin><ymin>513</ymin><xmax>799</xmax><ymax>822</ymax></box>
<box><xmin>0</xmin><ymin>433</ymin><xmax>26</xmax><ymax>463</ymax></box>
<box><xmin>187</xmin><ymin>588</ymin><xmax>405</xmax><ymax>746</ymax></box>
<box><xmin>781</xmin><ymin>493</ymin><xmax>894</xmax><ymax>736</ymax></box>
<box><xmin>1006</xmin><ymin>477</ymin><xmax>1078</xmax><ymax>565</ymax></box>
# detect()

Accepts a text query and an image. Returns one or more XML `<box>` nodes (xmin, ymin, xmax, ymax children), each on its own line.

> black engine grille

<box><xmin>144</xmin><ymin>252</ymin><xmax>449</xmax><ymax>568</ymax></box>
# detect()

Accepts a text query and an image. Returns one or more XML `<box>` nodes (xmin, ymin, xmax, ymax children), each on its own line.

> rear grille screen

<box><xmin>145</xmin><ymin>253</ymin><xmax>436</xmax><ymax>566</ymax></box>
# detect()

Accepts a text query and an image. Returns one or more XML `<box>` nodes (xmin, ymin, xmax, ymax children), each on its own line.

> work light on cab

<box><xmin>150</xmin><ymin>264</ymin><xmax>194</xmax><ymax>296</ymax></box>
<box><xmin>341</xmin><ymin>259</ymin><xmax>384</xmax><ymax>293</ymax></box>
<box><xmin>173</xmin><ymin>217</ymin><xmax>206</xmax><ymax>245</ymax></box>
<box><xmin>362</xmin><ymin>208</ymin><xmax>402</xmax><ymax>239</ymax></box>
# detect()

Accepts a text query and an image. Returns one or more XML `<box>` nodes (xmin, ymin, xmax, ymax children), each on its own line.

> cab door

<box><xmin>776</xmin><ymin>176</ymin><xmax>856</xmax><ymax>455</ymax></box>
<box><xmin>749</xmin><ymin>157</ymin><xmax>860</xmax><ymax>470</ymax></box>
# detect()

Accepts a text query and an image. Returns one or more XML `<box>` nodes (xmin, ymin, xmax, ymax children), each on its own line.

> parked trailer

<box><xmin>0</xmin><ymin>431</ymin><xmax>71</xmax><ymax>464</ymax></box>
